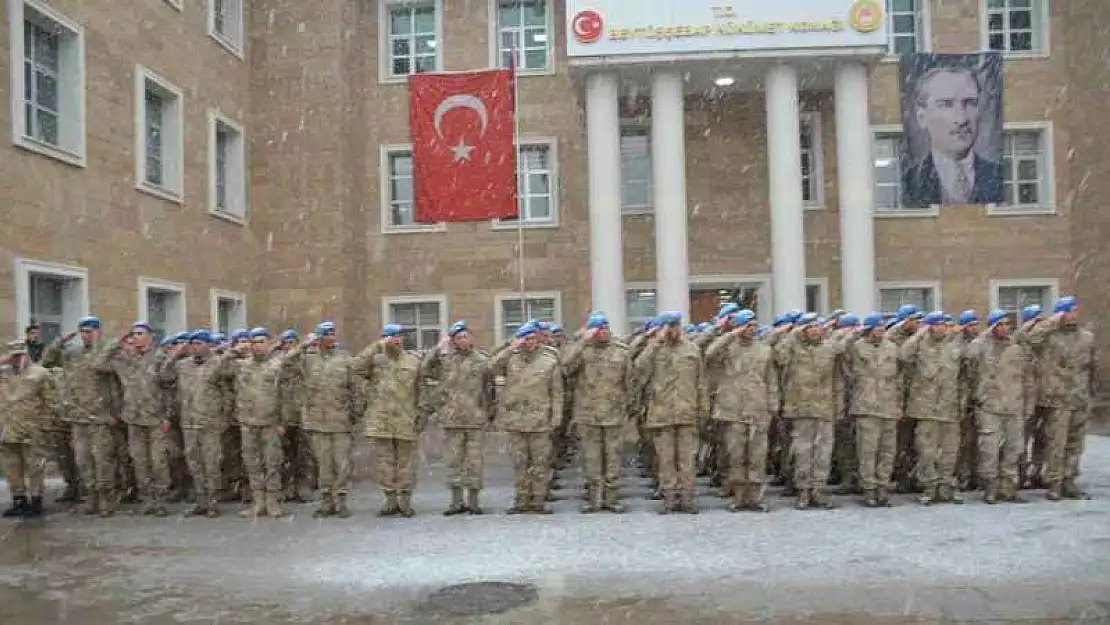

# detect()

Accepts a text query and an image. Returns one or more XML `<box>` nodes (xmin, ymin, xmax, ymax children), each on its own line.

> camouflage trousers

<box><xmin>769</xmin><ymin>414</ymin><xmax>793</xmax><ymax>484</ymax></box>
<box><xmin>789</xmin><ymin>418</ymin><xmax>834</xmax><ymax>491</ymax></box>
<box><xmin>955</xmin><ymin>409</ymin><xmax>978</xmax><ymax>487</ymax></box>
<box><xmin>183</xmin><ymin>428</ymin><xmax>224</xmax><ymax>501</ymax></box>
<box><xmin>370</xmin><ymin>437</ymin><xmax>417</xmax><ymax>493</ymax></box>
<box><xmin>309</xmin><ymin>432</ymin><xmax>352</xmax><ymax>496</ymax></box>
<box><xmin>281</xmin><ymin>425</ymin><xmax>316</xmax><ymax>495</ymax></box>
<box><xmin>854</xmin><ymin>416</ymin><xmax>898</xmax><ymax>492</ymax></box>
<box><xmin>893</xmin><ymin>418</ymin><xmax>918</xmax><ymax>488</ymax></box>
<box><xmin>832</xmin><ymin>419</ymin><xmax>858</xmax><ymax>489</ymax></box>
<box><xmin>71</xmin><ymin>423</ymin><xmax>116</xmax><ymax>492</ymax></box>
<box><xmin>221</xmin><ymin>426</ymin><xmax>245</xmax><ymax>497</ymax></box>
<box><xmin>443</xmin><ymin>428</ymin><xmax>485</xmax><ymax>490</ymax></box>
<box><xmin>1022</xmin><ymin>406</ymin><xmax>1049</xmax><ymax>486</ymax></box>
<box><xmin>635</xmin><ymin>415</ymin><xmax>656</xmax><ymax>477</ymax></box>
<box><xmin>580</xmin><ymin>425</ymin><xmax>622</xmax><ymax>492</ymax></box>
<box><xmin>41</xmin><ymin>428</ymin><xmax>79</xmax><ymax>487</ymax></box>
<box><xmin>652</xmin><ymin>425</ymin><xmax>697</xmax><ymax>496</ymax></box>
<box><xmin>913</xmin><ymin>420</ymin><xmax>960</xmax><ymax>490</ymax></box>
<box><xmin>507</xmin><ymin>432</ymin><xmax>551</xmax><ymax>503</ymax></box>
<box><xmin>0</xmin><ymin>441</ymin><xmax>48</xmax><ymax>498</ymax></box>
<box><xmin>975</xmin><ymin>412</ymin><xmax>1023</xmax><ymax>485</ymax></box>
<box><xmin>127</xmin><ymin>424</ymin><xmax>172</xmax><ymax>499</ymax></box>
<box><xmin>721</xmin><ymin>421</ymin><xmax>768</xmax><ymax>489</ymax></box>
<box><xmin>167</xmin><ymin>423</ymin><xmax>192</xmax><ymax>496</ymax></box>
<box><xmin>1041</xmin><ymin>406</ymin><xmax>1088</xmax><ymax>486</ymax></box>
<box><xmin>241</xmin><ymin>425</ymin><xmax>284</xmax><ymax>494</ymax></box>
<box><xmin>112</xmin><ymin>424</ymin><xmax>136</xmax><ymax>494</ymax></box>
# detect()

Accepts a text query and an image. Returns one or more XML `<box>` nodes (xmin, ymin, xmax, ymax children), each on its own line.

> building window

<box><xmin>379</xmin><ymin>145</ymin><xmax>443</xmax><ymax>232</ymax></box>
<box><xmin>992</xmin><ymin>281</ymin><xmax>1056</xmax><ymax>321</ymax></box>
<box><xmin>800</xmin><ymin>112</ymin><xmax>823</xmax><ymax>208</ymax></box>
<box><xmin>208</xmin><ymin>112</ymin><xmax>246</xmax><ymax>221</ymax></box>
<box><xmin>16</xmin><ymin>260</ymin><xmax>89</xmax><ymax>345</ymax></box>
<box><xmin>211</xmin><ymin>290</ymin><xmax>246</xmax><ymax>335</ymax></box>
<box><xmin>878</xmin><ymin>285</ymin><xmax>937</xmax><ymax>315</ymax></box>
<box><xmin>495</xmin><ymin>0</ymin><xmax>550</xmax><ymax>72</ymax></box>
<box><xmin>386</xmin><ymin>2</ymin><xmax>438</xmax><ymax>78</ymax></box>
<box><xmin>497</xmin><ymin>141</ymin><xmax>557</xmax><ymax>227</ymax></box>
<box><xmin>140</xmin><ymin>279</ymin><xmax>187</xmax><ymax>344</ymax></box>
<box><xmin>887</xmin><ymin>0</ymin><xmax>926</xmax><ymax>55</ymax></box>
<box><xmin>208</xmin><ymin>0</ymin><xmax>244</xmax><ymax>55</ymax></box>
<box><xmin>498</xmin><ymin>294</ymin><xmax>559</xmax><ymax>342</ymax></box>
<box><xmin>625</xmin><ymin>288</ymin><xmax>657</xmax><ymax>333</ymax></box>
<box><xmin>873</xmin><ymin>131</ymin><xmax>908</xmax><ymax>212</ymax></box>
<box><xmin>984</xmin><ymin>0</ymin><xmax>1046</xmax><ymax>55</ymax></box>
<box><xmin>385</xmin><ymin>298</ymin><xmax>445</xmax><ymax>352</ymax></box>
<box><xmin>805</xmin><ymin>280</ymin><xmax>828</xmax><ymax>314</ymax></box>
<box><xmin>1000</xmin><ymin>129</ymin><xmax>1049</xmax><ymax>210</ymax></box>
<box><xmin>10</xmin><ymin>0</ymin><xmax>86</xmax><ymax>166</ymax></box>
<box><xmin>135</xmin><ymin>67</ymin><xmax>184</xmax><ymax>200</ymax></box>
<box><xmin>620</xmin><ymin>127</ymin><xmax>653</xmax><ymax>213</ymax></box>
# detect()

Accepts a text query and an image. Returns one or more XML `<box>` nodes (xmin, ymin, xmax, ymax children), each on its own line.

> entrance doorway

<box><xmin>689</xmin><ymin>285</ymin><xmax>761</xmax><ymax>323</ymax></box>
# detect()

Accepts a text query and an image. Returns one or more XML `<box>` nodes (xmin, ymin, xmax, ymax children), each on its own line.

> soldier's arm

<box><xmin>703</xmin><ymin>332</ymin><xmax>733</xmax><ymax>365</ymax></box>
<box><xmin>763</xmin><ymin>349</ymin><xmax>781</xmax><ymax>414</ymax></box>
<box><xmin>1088</xmin><ymin>335</ymin><xmax>1099</xmax><ymax>399</ymax></box>
<box><xmin>631</xmin><ymin>340</ymin><xmax>660</xmax><ymax>397</ymax></box>
<box><xmin>350</xmin><ymin>345</ymin><xmax>378</xmax><ymax>380</ymax></box>
<box><xmin>40</xmin><ymin>369</ymin><xmax>59</xmax><ymax>421</ymax></box>
<box><xmin>41</xmin><ymin>338</ymin><xmax>66</xmax><ymax>368</ymax></box>
<box><xmin>559</xmin><ymin>338</ymin><xmax>586</xmax><ymax>378</ymax></box>
<box><xmin>694</xmin><ymin>326</ymin><xmax>722</xmax><ymax>355</ymax></box>
<box><xmin>549</xmin><ymin>359</ymin><xmax>564</xmax><ymax>430</ymax></box>
<box><xmin>695</xmin><ymin>351</ymin><xmax>710</xmax><ymax>424</ymax></box>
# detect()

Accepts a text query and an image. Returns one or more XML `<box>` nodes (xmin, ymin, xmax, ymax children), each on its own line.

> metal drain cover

<box><xmin>417</xmin><ymin>581</ymin><xmax>539</xmax><ymax>616</ymax></box>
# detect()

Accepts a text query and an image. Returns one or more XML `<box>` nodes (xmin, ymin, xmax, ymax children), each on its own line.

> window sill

<box><xmin>491</xmin><ymin>219</ymin><xmax>559</xmax><ymax>231</ymax></box>
<box><xmin>621</xmin><ymin>207</ymin><xmax>654</xmax><ymax>216</ymax></box>
<box><xmin>874</xmin><ymin>207</ymin><xmax>940</xmax><ymax>218</ymax></box>
<box><xmin>382</xmin><ymin>223</ymin><xmax>448</xmax><ymax>234</ymax></box>
<box><xmin>985</xmin><ymin>204</ymin><xmax>1056</xmax><ymax>216</ymax></box>
<box><xmin>209</xmin><ymin>32</ymin><xmax>245</xmax><ymax>60</ymax></box>
<box><xmin>992</xmin><ymin>49</ymin><xmax>1050</xmax><ymax>60</ymax></box>
<box><xmin>14</xmin><ymin>135</ymin><xmax>86</xmax><ymax>168</ymax></box>
<box><xmin>136</xmin><ymin>181</ymin><xmax>184</xmax><ymax>204</ymax></box>
<box><xmin>509</xmin><ymin>67</ymin><xmax>556</xmax><ymax>78</ymax></box>
<box><xmin>803</xmin><ymin>202</ymin><xmax>824</xmax><ymax>212</ymax></box>
<box><xmin>208</xmin><ymin>207</ymin><xmax>248</xmax><ymax>225</ymax></box>
<box><xmin>378</xmin><ymin>69</ymin><xmax>442</xmax><ymax>86</ymax></box>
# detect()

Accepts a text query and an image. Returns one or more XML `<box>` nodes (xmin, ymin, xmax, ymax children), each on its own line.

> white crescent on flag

<box><xmin>432</xmin><ymin>94</ymin><xmax>489</xmax><ymax>162</ymax></box>
<box><xmin>572</xmin><ymin>13</ymin><xmax>593</xmax><ymax>40</ymax></box>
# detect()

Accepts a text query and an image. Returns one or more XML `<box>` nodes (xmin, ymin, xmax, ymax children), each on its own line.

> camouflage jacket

<box><xmin>231</xmin><ymin>355</ymin><xmax>286</xmax><ymax>428</ymax></box>
<box><xmin>170</xmin><ymin>353</ymin><xmax>235</xmax><ymax>430</ymax></box>
<box><xmin>419</xmin><ymin>346</ymin><xmax>493</xmax><ymax>430</ymax></box>
<box><xmin>353</xmin><ymin>346</ymin><xmax>422</xmax><ymax>440</ymax></box>
<box><xmin>282</xmin><ymin>347</ymin><xmax>358</xmax><ymax>433</ymax></box>
<box><xmin>41</xmin><ymin>338</ymin><xmax>114</xmax><ymax>423</ymax></box>
<box><xmin>560</xmin><ymin>338</ymin><xmax>630</xmax><ymax>428</ymax></box>
<box><xmin>633</xmin><ymin>337</ymin><xmax>708</xmax><ymax>429</ymax></box>
<box><xmin>841</xmin><ymin>334</ymin><xmax>900</xmax><ymax>420</ymax></box>
<box><xmin>0</xmin><ymin>362</ymin><xmax>57</xmax><ymax>444</ymax></box>
<box><xmin>704</xmin><ymin>333</ymin><xmax>777</xmax><ymax>424</ymax></box>
<box><xmin>966</xmin><ymin>333</ymin><xmax>1032</xmax><ymax>418</ymax></box>
<box><xmin>1026</xmin><ymin>317</ymin><xmax>1098</xmax><ymax>410</ymax></box>
<box><xmin>900</xmin><ymin>331</ymin><xmax>964</xmax><ymax>422</ymax></box>
<box><xmin>109</xmin><ymin>346</ymin><xmax>172</xmax><ymax>427</ymax></box>
<box><xmin>491</xmin><ymin>345</ymin><xmax>563</xmax><ymax>433</ymax></box>
<box><xmin>774</xmin><ymin>332</ymin><xmax>839</xmax><ymax>420</ymax></box>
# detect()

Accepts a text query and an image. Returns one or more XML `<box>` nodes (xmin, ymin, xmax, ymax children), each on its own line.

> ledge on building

<box><xmin>15</xmin><ymin>135</ymin><xmax>87</xmax><ymax>168</ymax></box>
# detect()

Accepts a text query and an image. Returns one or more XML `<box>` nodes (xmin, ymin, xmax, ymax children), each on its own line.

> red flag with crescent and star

<box><xmin>408</xmin><ymin>69</ymin><xmax>518</xmax><ymax>223</ymax></box>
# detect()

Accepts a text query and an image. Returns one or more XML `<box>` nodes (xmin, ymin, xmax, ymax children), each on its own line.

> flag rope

<box><xmin>511</xmin><ymin>50</ymin><xmax>527</xmax><ymax>319</ymax></box>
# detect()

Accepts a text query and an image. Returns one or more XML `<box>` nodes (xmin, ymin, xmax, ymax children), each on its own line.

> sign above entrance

<box><xmin>565</xmin><ymin>0</ymin><xmax>888</xmax><ymax>58</ymax></box>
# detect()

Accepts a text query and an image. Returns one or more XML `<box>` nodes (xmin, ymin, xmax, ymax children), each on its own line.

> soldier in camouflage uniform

<box><xmin>887</xmin><ymin>305</ymin><xmax>924</xmax><ymax>492</ymax></box>
<box><xmin>561</xmin><ymin>312</ymin><xmax>630</xmax><ymax>513</ymax></box>
<box><xmin>1026</xmin><ymin>297</ymin><xmax>1097</xmax><ymax>501</ymax></box>
<box><xmin>839</xmin><ymin>313</ymin><xmax>900</xmax><ymax>507</ymax></box>
<box><xmin>1014</xmin><ymin>305</ymin><xmax>1047</xmax><ymax>488</ymax></box>
<box><xmin>704</xmin><ymin>310</ymin><xmax>777</xmax><ymax>512</ymax></box>
<box><xmin>966</xmin><ymin>310</ymin><xmax>1032</xmax><ymax>504</ymax></box>
<box><xmin>419</xmin><ymin>320</ymin><xmax>494</xmax><ymax>516</ymax></box>
<box><xmin>281</xmin><ymin>322</ymin><xmax>359</xmax><ymax>518</ymax></box>
<box><xmin>162</xmin><ymin>332</ymin><xmax>192</xmax><ymax>503</ymax></box>
<box><xmin>633</xmin><ymin>311</ymin><xmax>708</xmax><ymax>514</ymax></box>
<box><xmin>952</xmin><ymin>310</ymin><xmax>982</xmax><ymax>492</ymax></box>
<box><xmin>106</xmin><ymin>322</ymin><xmax>174</xmax><ymax>516</ymax></box>
<box><xmin>766</xmin><ymin>312</ymin><xmax>800</xmax><ymax>491</ymax></box>
<box><xmin>218</xmin><ymin>329</ymin><xmax>250</xmax><ymax>504</ymax></box>
<box><xmin>828</xmin><ymin>314</ymin><xmax>860</xmax><ymax>495</ymax></box>
<box><xmin>40</xmin><ymin>316</ymin><xmax>119</xmax><ymax>516</ymax></box>
<box><xmin>353</xmin><ymin>323</ymin><xmax>423</xmax><ymax>518</ymax></box>
<box><xmin>774</xmin><ymin>313</ymin><xmax>839</xmax><ymax>510</ymax></box>
<box><xmin>1</xmin><ymin>340</ymin><xmax>57</xmax><ymax>519</ymax></box>
<box><xmin>627</xmin><ymin>319</ymin><xmax>660</xmax><ymax>495</ymax></box>
<box><xmin>276</xmin><ymin>329</ymin><xmax>316</xmax><ymax>502</ymax></box>
<box><xmin>491</xmin><ymin>320</ymin><xmax>564</xmax><ymax>514</ymax></box>
<box><xmin>901</xmin><ymin>311</ymin><xmax>965</xmax><ymax>505</ymax></box>
<box><xmin>231</xmin><ymin>328</ymin><xmax>289</xmax><ymax>518</ymax></box>
<box><xmin>694</xmin><ymin>303</ymin><xmax>739</xmax><ymax>494</ymax></box>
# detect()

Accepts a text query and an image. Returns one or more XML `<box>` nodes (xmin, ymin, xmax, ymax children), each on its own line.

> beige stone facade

<box><xmin>0</xmin><ymin>0</ymin><xmax>1106</xmax><ymax>388</ymax></box>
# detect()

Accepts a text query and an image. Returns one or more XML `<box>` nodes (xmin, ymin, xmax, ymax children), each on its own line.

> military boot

<box><xmin>859</xmin><ymin>489</ymin><xmax>879</xmax><ymax>508</ymax></box>
<box><xmin>240</xmin><ymin>490</ymin><xmax>266</xmax><ymax>518</ymax></box>
<box><xmin>444</xmin><ymin>488</ymin><xmax>467</xmax><ymax>516</ymax></box>
<box><xmin>1045</xmin><ymin>481</ymin><xmax>1063</xmax><ymax>501</ymax></box>
<box><xmin>749</xmin><ymin>483</ymin><xmax>769</xmax><ymax>512</ymax></box>
<box><xmin>580</xmin><ymin>483</ymin><xmax>600</xmax><ymax>514</ymax></box>
<box><xmin>266</xmin><ymin>492</ymin><xmax>287</xmax><ymax>518</ymax></box>
<box><xmin>938</xmin><ymin>484</ymin><xmax>963</xmax><ymax>504</ymax></box>
<box><xmin>378</xmin><ymin>491</ymin><xmax>399</xmax><ymax>517</ymax></box>
<box><xmin>983</xmin><ymin>480</ymin><xmax>999</xmax><ymax>504</ymax></box>
<box><xmin>1062</xmin><ymin>479</ymin><xmax>1090</xmax><ymax>500</ymax></box>
<box><xmin>99</xmin><ymin>490</ymin><xmax>117</xmax><ymax>518</ymax></box>
<box><xmin>79</xmin><ymin>491</ymin><xmax>100</xmax><ymax>515</ymax></box>
<box><xmin>876</xmin><ymin>487</ymin><xmax>892</xmax><ymax>507</ymax></box>
<box><xmin>794</xmin><ymin>489</ymin><xmax>812</xmax><ymax>510</ymax></box>
<box><xmin>397</xmin><ymin>491</ymin><xmax>415</xmax><ymax>518</ymax></box>
<box><xmin>183</xmin><ymin>490</ymin><xmax>207</xmax><ymax>517</ymax></box>
<box><xmin>809</xmin><ymin>489</ymin><xmax>835</xmax><ymax>509</ymax></box>
<box><xmin>602</xmin><ymin>485</ymin><xmax>625</xmax><ymax>513</ymax></box>
<box><xmin>312</xmin><ymin>494</ymin><xmax>335</xmax><ymax>518</ymax></box>
<box><xmin>334</xmin><ymin>494</ymin><xmax>351</xmax><ymax>519</ymax></box>
<box><xmin>465</xmin><ymin>489</ymin><xmax>484</xmax><ymax>515</ymax></box>
<box><xmin>2</xmin><ymin>496</ymin><xmax>28</xmax><ymax>518</ymax></box>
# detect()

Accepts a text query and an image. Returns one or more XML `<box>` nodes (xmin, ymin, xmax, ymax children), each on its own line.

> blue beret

<box><xmin>315</xmin><ymin>321</ymin><xmax>336</xmax><ymax>335</ymax></box>
<box><xmin>78</xmin><ymin>315</ymin><xmax>101</xmax><ymax>330</ymax></box>
<box><xmin>132</xmin><ymin>321</ymin><xmax>153</xmax><ymax>332</ymax></box>
<box><xmin>586</xmin><ymin>312</ymin><xmax>609</xmax><ymax>330</ymax></box>
<box><xmin>190</xmin><ymin>330</ymin><xmax>212</xmax><ymax>343</ymax></box>
<box><xmin>230</xmin><ymin>328</ymin><xmax>249</xmax><ymax>341</ymax></box>
<box><xmin>380</xmin><ymin>323</ymin><xmax>404</xmax><ymax>338</ymax></box>
<box><xmin>280</xmin><ymin>329</ymin><xmax>298</xmax><ymax>341</ymax></box>
<box><xmin>987</xmin><ymin>309</ymin><xmax>1009</xmax><ymax>327</ymax></box>
<box><xmin>514</xmin><ymin>321</ymin><xmax>537</xmax><ymax>339</ymax></box>
<box><xmin>957</xmin><ymin>310</ymin><xmax>979</xmax><ymax>325</ymax></box>
<box><xmin>448</xmin><ymin>320</ymin><xmax>468</xmax><ymax>337</ymax></box>
<box><xmin>731</xmin><ymin>309</ymin><xmax>756</xmax><ymax>326</ymax></box>
<box><xmin>249</xmin><ymin>327</ymin><xmax>269</xmax><ymax>339</ymax></box>
<box><xmin>923</xmin><ymin>311</ymin><xmax>946</xmax><ymax>326</ymax></box>
<box><xmin>1053</xmin><ymin>296</ymin><xmax>1076</xmax><ymax>313</ymax></box>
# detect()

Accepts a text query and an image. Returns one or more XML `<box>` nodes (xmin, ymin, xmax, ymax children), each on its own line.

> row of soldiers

<box><xmin>0</xmin><ymin>294</ymin><xmax>1096</xmax><ymax>519</ymax></box>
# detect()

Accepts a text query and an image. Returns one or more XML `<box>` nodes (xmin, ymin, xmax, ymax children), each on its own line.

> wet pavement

<box><xmin>2</xmin><ymin>435</ymin><xmax>1110</xmax><ymax>625</ymax></box>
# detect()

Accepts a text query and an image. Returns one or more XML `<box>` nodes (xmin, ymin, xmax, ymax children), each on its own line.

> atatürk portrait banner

<box><xmin>899</xmin><ymin>52</ymin><xmax>1004</xmax><ymax>208</ymax></box>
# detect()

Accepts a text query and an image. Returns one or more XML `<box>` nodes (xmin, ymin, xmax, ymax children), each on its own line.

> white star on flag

<box><xmin>450</xmin><ymin>138</ymin><xmax>475</xmax><ymax>162</ymax></box>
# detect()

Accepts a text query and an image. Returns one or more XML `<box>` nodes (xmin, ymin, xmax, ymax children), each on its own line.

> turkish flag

<box><xmin>408</xmin><ymin>69</ymin><xmax>518</xmax><ymax>223</ymax></box>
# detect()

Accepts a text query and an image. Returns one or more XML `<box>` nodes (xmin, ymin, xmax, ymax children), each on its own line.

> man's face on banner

<box><xmin>916</xmin><ymin>69</ymin><xmax>980</xmax><ymax>159</ymax></box>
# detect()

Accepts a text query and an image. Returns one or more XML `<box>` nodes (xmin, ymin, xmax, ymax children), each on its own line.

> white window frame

<box><xmin>381</xmin><ymin>294</ymin><xmax>449</xmax><ymax>351</ymax></box>
<box><xmin>806</xmin><ymin>277</ymin><xmax>829</xmax><ymax>314</ymax></box>
<box><xmin>989</xmin><ymin>278</ymin><xmax>1059</xmax><ymax>314</ymax></box>
<box><xmin>137</xmin><ymin>277</ymin><xmax>187</xmax><ymax>339</ymax></box>
<box><xmin>207</xmin><ymin>109</ymin><xmax>247</xmax><ymax>224</ymax></box>
<box><xmin>986</xmin><ymin>121</ymin><xmax>1056</xmax><ymax>216</ymax></box>
<box><xmin>133</xmin><ymin>66</ymin><xmax>185</xmax><ymax>202</ymax></box>
<box><xmin>378</xmin><ymin>143</ymin><xmax>446</xmax><ymax>234</ymax></box>
<box><xmin>870</xmin><ymin>124</ymin><xmax>940</xmax><ymax>218</ymax></box>
<box><xmin>800</xmin><ymin>111</ymin><xmax>824</xmax><ymax>211</ymax></box>
<box><xmin>209</xmin><ymin>289</ymin><xmax>247</xmax><ymax>334</ymax></box>
<box><xmin>487</xmin><ymin>0</ymin><xmax>554</xmax><ymax>76</ymax></box>
<box><xmin>494</xmin><ymin>291</ymin><xmax>562</xmax><ymax>343</ymax></box>
<box><xmin>8</xmin><ymin>0</ymin><xmax>87</xmax><ymax>167</ymax></box>
<box><xmin>620</xmin><ymin>124</ymin><xmax>653</xmax><ymax>215</ymax></box>
<box><xmin>378</xmin><ymin>0</ymin><xmax>444</xmax><ymax>84</ymax></box>
<box><xmin>13</xmin><ymin>259</ymin><xmax>89</xmax><ymax>336</ymax></box>
<box><xmin>882</xmin><ymin>0</ymin><xmax>932</xmax><ymax>61</ymax></box>
<box><xmin>979</xmin><ymin>0</ymin><xmax>1050</xmax><ymax>58</ymax></box>
<box><xmin>207</xmin><ymin>0</ymin><xmax>244</xmax><ymax>58</ymax></box>
<box><xmin>876</xmin><ymin>280</ymin><xmax>943</xmax><ymax>314</ymax></box>
<box><xmin>624</xmin><ymin>283</ymin><xmax>658</xmax><ymax>334</ymax></box>
<box><xmin>492</xmin><ymin>137</ymin><xmax>559</xmax><ymax>230</ymax></box>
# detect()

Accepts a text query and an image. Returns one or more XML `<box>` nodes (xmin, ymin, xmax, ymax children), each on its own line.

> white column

<box><xmin>586</xmin><ymin>72</ymin><xmax>626</xmax><ymax>331</ymax></box>
<box><xmin>765</xmin><ymin>64</ymin><xmax>807</xmax><ymax>313</ymax></box>
<box><xmin>651</xmin><ymin>70</ymin><xmax>690</xmax><ymax>320</ymax></box>
<box><xmin>834</xmin><ymin>61</ymin><xmax>877</xmax><ymax>314</ymax></box>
